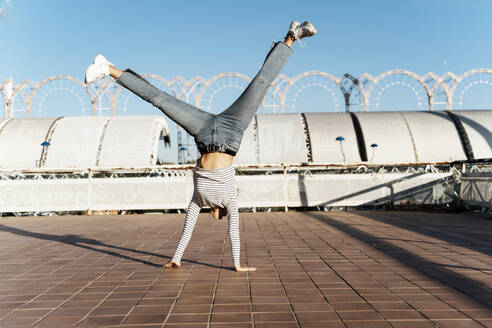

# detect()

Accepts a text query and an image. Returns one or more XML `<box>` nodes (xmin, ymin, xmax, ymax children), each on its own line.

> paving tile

<box><xmin>297</xmin><ymin>322</ymin><xmax>345</xmax><ymax>328</ymax></box>
<box><xmin>478</xmin><ymin>319</ymin><xmax>492</xmax><ymax>327</ymax></box>
<box><xmin>213</xmin><ymin>303</ymin><xmax>251</xmax><ymax>313</ymax></box>
<box><xmin>166</xmin><ymin>314</ymin><xmax>209</xmax><ymax>324</ymax></box>
<box><xmin>49</xmin><ymin>307</ymin><xmax>92</xmax><ymax>317</ymax></box>
<box><xmin>128</xmin><ymin>305</ymin><xmax>170</xmax><ymax>315</ymax></box>
<box><xmin>370</xmin><ymin>302</ymin><xmax>413</xmax><ymax>311</ymax></box>
<box><xmin>77</xmin><ymin>315</ymin><xmax>126</xmax><ymax>327</ymax></box>
<box><xmin>0</xmin><ymin>315</ymin><xmax>41</xmax><ymax>327</ymax></box>
<box><xmin>60</xmin><ymin>299</ymin><xmax>103</xmax><ymax>308</ymax></box>
<box><xmin>254</xmin><ymin>323</ymin><xmax>299</xmax><ymax>328</ymax></box>
<box><xmin>253</xmin><ymin>312</ymin><xmax>296</xmax><ymax>322</ymax></box>
<box><xmin>122</xmin><ymin>314</ymin><xmax>167</xmax><ymax>324</ymax></box>
<box><xmin>8</xmin><ymin>308</ymin><xmax>52</xmax><ymax>317</ymax></box>
<box><xmin>253</xmin><ymin>303</ymin><xmax>292</xmax><ymax>312</ymax></box>
<box><xmin>344</xmin><ymin>321</ymin><xmax>391</xmax><ymax>328</ymax></box>
<box><xmin>35</xmin><ymin>315</ymin><xmax>83</xmax><ymax>327</ymax></box>
<box><xmin>387</xmin><ymin>319</ymin><xmax>440</xmax><ymax>327</ymax></box>
<box><xmin>176</xmin><ymin>296</ymin><xmax>213</xmax><ymax>305</ymax></box>
<box><xmin>164</xmin><ymin>324</ymin><xmax>207</xmax><ymax>328</ymax></box>
<box><xmin>211</xmin><ymin>312</ymin><xmax>252</xmax><ymax>323</ymax></box>
<box><xmin>378</xmin><ymin>310</ymin><xmax>425</xmax><ymax>320</ymax></box>
<box><xmin>330</xmin><ymin>302</ymin><xmax>372</xmax><ymax>311</ymax></box>
<box><xmin>296</xmin><ymin>311</ymin><xmax>339</xmax><ymax>322</ymax></box>
<box><xmin>171</xmin><ymin>304</ymin><xmax>211</xmax><ymax>314</ymax></box>
<box><xmin>292</xmin><ymin>302</ymin><xmax>333</xmax><ymax>312</ymax></box>
<box><xmin>337</xmin><ymin>310</ymin><xmax>383</xmax><ymax>321</ymax></box>
<box><xmin>252</xmin><ymin>296</ymin><xmax>289</xmax><ymax>304</ymax></box>
<box><xmin>210</xmin><ymin>324</ymin><xmax>253</xmax><ymax>328</ymax></box>
<box><xmin>431</xmin><ymin>319</ymin><xmax>483</xmax><ymax>328</ymax></box>
<box><xmin>462</xmin><ymin>310</ymin><xmax>492</xmax><ymax>319</ymax></box>
<box><xmin>90</xmin><ymin>306</ymin><xmax>133</xmax><ymax>316</ymax></box>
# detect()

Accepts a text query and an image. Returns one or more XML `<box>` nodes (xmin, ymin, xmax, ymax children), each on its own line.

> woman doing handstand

<box><xmin>85</xmin><ymin>21</ymin><xmax>317</xmax><ymax>272</ymax></box>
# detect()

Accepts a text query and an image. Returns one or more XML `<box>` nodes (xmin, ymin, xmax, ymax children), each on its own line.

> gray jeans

<box><xmin>116</xmin><ymin>41</ymin><xmax>292</xmax><ymax>154</ymax></box>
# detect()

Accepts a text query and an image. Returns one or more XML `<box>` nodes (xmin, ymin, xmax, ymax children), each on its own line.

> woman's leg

<box><xmin>165</xmin><ymin>198</ymin><xmax>202</xmax><ymax>268</ymax></box>
<box><xmin>110</xmin><ymin>67</ymin><xmax>213</xmax><ymax>137</ymax></box>
<box><xmin>217</xmin><ymin>21</ymin><xmax>316</xmax><ymax>134</ymax></box>
<box><xmin>217</xmin><ymin>40</ymin><xmax>293</xmax><ymax>132</ymax></box>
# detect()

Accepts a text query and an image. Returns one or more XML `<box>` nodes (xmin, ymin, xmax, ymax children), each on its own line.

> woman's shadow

<box><xmin>0</xmin><ymin>224</ymin><xmax>228</xmax><ymax>270</ymax></box>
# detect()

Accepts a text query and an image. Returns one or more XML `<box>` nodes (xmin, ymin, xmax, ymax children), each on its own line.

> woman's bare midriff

<box><xmin>198</xmin><ymin>152</ymin><xmax>234</xmax><ymax>222</ymax></box>
<box><xmin>199</xmin><ymin>152</ymin><xmax>234</xmax><ymax>170</ymax></box>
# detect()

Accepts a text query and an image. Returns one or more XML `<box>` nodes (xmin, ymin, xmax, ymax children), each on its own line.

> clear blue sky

<box><xmin>2</xmin><ymin>0</ymin><xmax>491</xmax><ymax>82</ymax></box>
<box><xmin>1</xmin><ymin>0</ymin><xmax>491</xmax><ymax>161</ymax></box>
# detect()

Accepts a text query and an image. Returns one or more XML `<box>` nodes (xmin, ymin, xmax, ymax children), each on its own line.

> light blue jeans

<box><xmin>116</xmin><ymin>41</ymin><xmax>292</xmax><ymax>155</ymax></box>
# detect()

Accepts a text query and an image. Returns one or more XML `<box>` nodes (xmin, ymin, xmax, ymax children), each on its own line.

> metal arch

<box><xmin>1</xmin><ymin>79</ymin><xmax>34</xmax><ymax>118</ymax></box>
<box><xmin>173</xmin><ymin>75</ymin><xmax>207</xmax><ymax>105</ymax></box>
<box><xmin>281</xmin><ymin>71</ymin><xmax>342</xmax><ymax>113</ymax></box>
<box><xmin>91</xmin><ymin>75</ymin><xmax>204</xmax><ymax>112</ymax></box>
<box><xmin>3</xmin><ymin>68</ymin><xmax>492</xmax><ymax>117</ymax></box>
<box><xmin>261</xmin><ymin>74</ymin><xmax>291</xmax><ymax>114</ymax></box>
<box><xmin>26</xmin><ymin>75</ymin><xmax>92</xmax><ymax>117</ymax></box>
<box><xmin>0</xmin><ymin>78</ymin><xmax>13</xmax><ymax>99</ymax></box>
<box><xmin>340</xmin><ymin>73</ymin><xmax>363</xmax><ymax>112</ymax></box>
<box><xmin>450</xmin><ymin>68</ymin><xmax>492</xmax><ymax>110</ymax></box>
<box><xmin>440</xmin><ymin>71</ymin><xmax>459</xmax><ymax>86</ymax></box>
<box><xmin>88</xmin><ymin>78</ymin><xmax>120</xmax><ymax>114</ymax></box>
<box><xmin>196</xmin><ymin>72</ymin><xmax>252</xmax><ymax>112</ymax></box>
<box><xmin>0</xmin><ymin>78</ymin><xmax>9</xmax><ymax>116</ymax></box>
<box><xmin>357</xmin><ymin>73</ymin><xmax>374</xmax><ymax>110</ymax></box>
<box><xmin>366</xmin><ymin>69</ymin><xmax>432</xmax><ymax>111</ymax></box>
<box><xmin>166</xmin><ymin>75</ymin><xmax>204</xmax><ymax>101</ymax></box>
<box><xmin>141</xmin><ymin>73</ymin><xmax>175</xmax><ymax>90</ymax></box>
<box><xmin>422</xmin><ymin>72</ymin><xmax>454</xmax><ymax>110</ymax></box>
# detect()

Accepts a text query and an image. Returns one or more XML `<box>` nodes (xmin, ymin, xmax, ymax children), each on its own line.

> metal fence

<box><xmin>1</xmin><ymin>162</ymin><xmax>489</xmax><ymax>216</ymax></box>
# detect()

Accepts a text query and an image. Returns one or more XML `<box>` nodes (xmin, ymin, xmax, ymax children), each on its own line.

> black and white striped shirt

<box><xmin>171</xmin><ymin>165</ymin><xmax>240</xmax><ymax>267</ymax></box>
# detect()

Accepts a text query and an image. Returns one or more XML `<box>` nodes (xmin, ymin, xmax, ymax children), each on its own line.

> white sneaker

<box><xmin>85</xmin><ymin>54</ymin><xmax>113</xmax><ymax>84</ymax></box>
<box><xmin>288</xmin><ymin>20</ymin><xmax>318</xmax><ymax>40</ymax></box>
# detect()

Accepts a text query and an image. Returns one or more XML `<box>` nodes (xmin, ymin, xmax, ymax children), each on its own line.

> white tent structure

<box><xmin>0</xmin><ymin>116</ymin><xmax>169</xmax><ymax>169</ymax></box>
<box><xmin>0</xmin><ymin>111</ymin><xmax>490</xmax><ymax>213</ymax></box>
<box><xmin>235</xmin><ymin>110</ymin><xmax>492</xmax><ymax>165</ymax></box>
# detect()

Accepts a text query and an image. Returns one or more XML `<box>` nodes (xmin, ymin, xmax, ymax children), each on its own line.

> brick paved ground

<box><xmin>0</xmin><ymin>210</ymin><xmax>490</xmax><ymax>328</ymax></box>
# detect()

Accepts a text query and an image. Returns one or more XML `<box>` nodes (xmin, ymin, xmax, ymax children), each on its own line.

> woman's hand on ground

<box><xmin>234</xmin><ymin>265</ymin><xmax>256</xmax><ymax>272</ymax></box>
<box><xmin>163</xmin><ymin>261</ymin><xmax>181</xmax><ymax>270</ymax></box>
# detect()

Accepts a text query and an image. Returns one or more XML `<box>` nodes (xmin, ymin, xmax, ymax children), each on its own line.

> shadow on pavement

<box><xmin>307</xmin><ymin>212</ymin><xmax>492</xmax><ymax>307</ymax></box>
<box><xmin>0</xmin><ymin>224</ymin><xmax>232</xmax><ymax>270</ymax></box>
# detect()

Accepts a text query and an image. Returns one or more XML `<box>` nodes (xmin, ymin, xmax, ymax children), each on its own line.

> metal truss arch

<box><xmin>366</xmin><ymin>69</ymin><xmax>432</xmax><ymax>111</ymax></box>
<box><xmin>282</xmin><ymin>71</ymin><xmax>343</xmax><ymax>113</ymax></box>
<box><xmin>173</xmin><ymin>76</ymin><xmax>207</xmax><ymax>106</ymax></box>
<box><xmin>27</xmin><ymin>76</ymin><xmax>92</xmax><ymax>117</ymax></box>
<box><xmin>422</xmin><ymin>72</ymin><xmax>453</xmax><ymax>111</ymax></box>
<box><xmin>197</xmin><ymin>72</ymin><xmax>252</xmax><ymax>113</ymax></box>
<box><xmin>2</xmin><ymin>68</ymin><xmax>492</xmax><ymax>117</ymax></box>
<box><xmin>450</xmin><ymin>68</ymin><xmax>492</xmax><ymax>110</ymax></box>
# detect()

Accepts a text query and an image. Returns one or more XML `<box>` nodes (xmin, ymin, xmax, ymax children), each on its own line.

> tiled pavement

<box><xmin>0</xmin><ymin>210</ymin><xmax>491</xmax><ymax>328</ymax></box>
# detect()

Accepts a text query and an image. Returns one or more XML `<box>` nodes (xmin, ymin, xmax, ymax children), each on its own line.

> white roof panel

<box><xmin>44</xmin><ymin>116</ymin><xmax>110</xmax><ymax>168</ymax></box>
<box><xmin>304</xmin><ymin>113</ymin><xmax>360</xmax><ymax>163</ymax></box>
<box><xmin>257</xmin><ymin>114</ymin><xmax>308</xmax><ymax>164</ymax></box>
<box><xmin>99</xmin><ymin>115</ymin><xmax>169</xmax><ymax>167</ymax></box>
<box><xmin>454</xmin><ymin>110</ymin><xmax>492</xmax><ymax>160</ymax></box>
<box><xmin>0</xmin><ymin>118</ymin><xmax>56</xmax><ymax>169</ymax></box>
<box><xmin>354</xmin><ymin>112</ymin><xmax>416</xmax><ymax>164</ymax></box>
<box><xmin>401</xmin><ymin>111</ymin><xmax>467</xmax><ymax>162</ymax></box>
<box><xmin>0</xmin><ymin>118</ymin><xmax>10</xmax><ymax>130</ymax></box>
<box><xmin>234</xmin><ymin>119</ymin><xmax>257</xmax><ymax>165</ymax></box>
